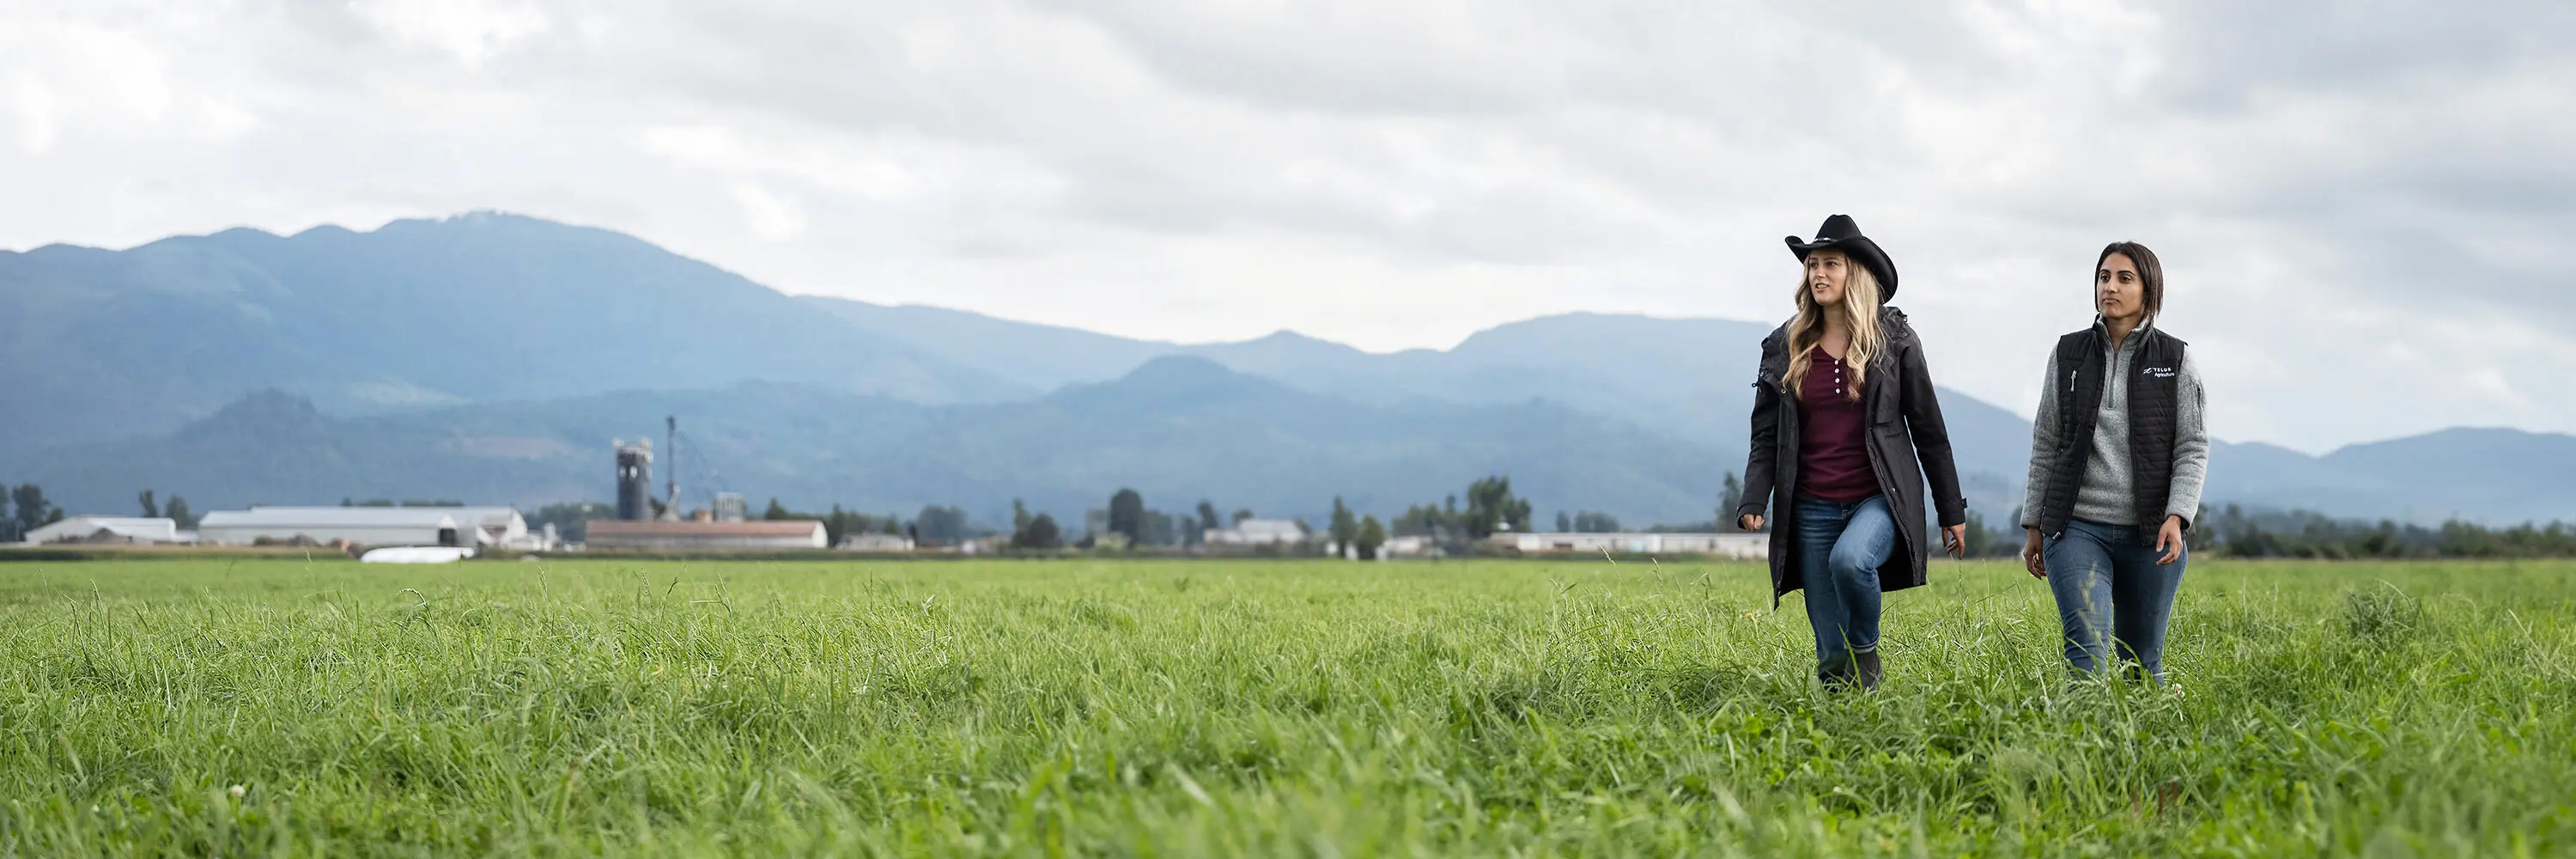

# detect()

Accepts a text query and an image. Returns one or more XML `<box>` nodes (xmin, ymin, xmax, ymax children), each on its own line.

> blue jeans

<box><xmin>2043</xmin><ymin>519</ymin><xmax>2186</xmax><ymax>680</ymax></box>
<box><xmin>1794</xmin><ymin>496</ymin><xmax>1898</xmax><ymax>673</ymax></box>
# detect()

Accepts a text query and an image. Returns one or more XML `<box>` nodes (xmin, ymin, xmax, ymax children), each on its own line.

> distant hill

<box><xmin>8</xmin><ymin>359</ymin><xmax>1736</xmax><ymax>528</ymax></box>
<box><xmin>803</xmin><ymin>299</ymin><xmax>1777</xmax><ymax>442</ymax></box>
<box><xmin>2208</xmin><ymin>430</ymin><xmax>2576</xmax><ymax>524</ymax></box>
<box><xmin>0</xmin><ymin>212</ymin><xmax>1025</xmax><ymax>453</ymax></box>
<box><xmin>798</xmin><ymin>298</ymin><xmax>2044</xmax><ymax>514</ymax></box>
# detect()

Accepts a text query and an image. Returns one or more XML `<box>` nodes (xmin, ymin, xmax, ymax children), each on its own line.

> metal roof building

<box><xmin>585</xmin><ymin>520</ymin><xmax>828</xmax><ymax>550</ymax></box>
<box><xmin>197</xmin><ymin>506</ymin><xmax>529</xmax><ymax>548</ymax></box>
<box><xmin>21</xmin><ymin>516</ymin><xmax>182</xmax><ymax>545</ymax></box>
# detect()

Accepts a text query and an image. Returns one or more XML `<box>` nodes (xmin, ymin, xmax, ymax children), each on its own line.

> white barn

<box><xmin>21</xmin><ymin>516</ymin><xmax>181</xmax><ymax>545</ymax></box>
<box><xmin>197</xmin><ymin>507</ymin><xmax>530</xmax><ymax>548</ymax></box>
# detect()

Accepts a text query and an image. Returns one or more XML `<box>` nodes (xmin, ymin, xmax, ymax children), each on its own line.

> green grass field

<box><xmin>2</xmin><ymin>557</ymin><xmax>2570</xmax><ymax>856</ymax></box>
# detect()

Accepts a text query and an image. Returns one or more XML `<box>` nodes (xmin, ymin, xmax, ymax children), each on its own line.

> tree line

<box><xmin>21</xmin><ymin>477</ymin><xmax>2572</xmax><ymax>561</ymax></box>
<box><xmin>2180</xmin><ymin>504</ymin><xmax>2576</xmax><ymax>559</ymax></box>
<box><xmin>1941</xmin><ymin>503</ymin><xmax>2576</xmax><ymax>560</ymax></box>
<box><xmin>990</xmin><ymin>475</ymin><xmax>1549</xmax><ymax>558</ymax></box>
<box><xmin>0</xmin><ymin>484</ymin><xmax>67</xmax><ymax>541</ymax></box>
<box><xmin>0</xmin><ymin>484</ymin><xmax>204</xmax><ymax>542</ymax></box>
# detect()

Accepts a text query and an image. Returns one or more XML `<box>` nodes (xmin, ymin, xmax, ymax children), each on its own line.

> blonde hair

<box><xmin>1783</xmin><ymin>251</ymin><xmax>1885</xmax><ymax>403</ymax></box>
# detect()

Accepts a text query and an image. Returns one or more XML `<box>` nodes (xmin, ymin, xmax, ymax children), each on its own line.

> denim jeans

<box><xmin>2043</xmin><ymin>518</ymin><xmax>2186</xmax><ymax>680</ymax></box>
<box><xmin>1794</xmin><ymin>495</ymin><xmax>1898</xmax><ymax>673</ymax></box>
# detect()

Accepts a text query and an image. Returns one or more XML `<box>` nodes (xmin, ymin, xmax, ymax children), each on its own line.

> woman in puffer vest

<box><xmin>2019</xmin><ymin>241</ymin><xmax>2209</xmax><ymax>685</ymax></box>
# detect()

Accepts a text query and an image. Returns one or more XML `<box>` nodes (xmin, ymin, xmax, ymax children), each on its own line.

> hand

<box><xmin>1941</xmin><ymin>523</ymin><xmax>1968</xmax><ymax>559</ymax></box>
<box><xmin>1738</xmin><ymin>514</ymin><xmax>1764</xmax><ymax>532</ymax></box>
<box><xmin>2021</xmin><ymin>528</ymin><xmax>2046</xmax><ymax>578</ymax></box>
<box><xmin>2155</xmin><ymin>515</ymin><xmax>2186</xmax><ymax>565</ymax></box>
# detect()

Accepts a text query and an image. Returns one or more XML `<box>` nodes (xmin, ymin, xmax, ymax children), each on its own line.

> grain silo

<box><xmin>614</xmin><ymin>439</ymin><xmax>654</xmax><ymax>521</ymax></box>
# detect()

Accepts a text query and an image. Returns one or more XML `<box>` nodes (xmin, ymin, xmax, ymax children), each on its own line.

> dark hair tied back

<box><xmin>2098</xmin><ymin>241</ymin><xmax>2163</xmax><ymax>325</ymax></box>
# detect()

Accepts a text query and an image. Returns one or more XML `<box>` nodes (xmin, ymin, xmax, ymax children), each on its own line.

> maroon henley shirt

<box><xmin>1796</xmin><ymin>346</ymin><xmax>1880</xmax><ymax>503</ymax></box>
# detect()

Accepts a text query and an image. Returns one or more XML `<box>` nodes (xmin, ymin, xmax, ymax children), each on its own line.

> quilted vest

<box><xmin>2035</xmin><ymin>326</ymin><xmax>2186</xmax><ymax>541</ymax></box>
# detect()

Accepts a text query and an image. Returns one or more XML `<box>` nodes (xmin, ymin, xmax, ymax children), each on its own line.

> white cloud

<box><xmin>355</xmin><ymin>0</ymin><xmax>550</xmax><ymax>67</ymax></box>
<box><xmin>729</xmin><ymin>182</ymin><xmax>808</xmax><ymax>242</ymax></box>
<box><xmin>0</xmin><ymin>15</ymin><xmax>176</xmax><ymax>155</ymax></box>
<box><xmin>0</xmin><ymin>0</ymin><xmax>2570</xmax><ymax>453</ymax></box>
<box><xmin>4</xmin><ymin>76</ymin><xmax>57</xmax><ymax>155</ymax></box>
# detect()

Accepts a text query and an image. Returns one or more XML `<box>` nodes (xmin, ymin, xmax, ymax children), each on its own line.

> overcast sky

<box><xmin>5</xmin><ymin>1</ymin><xmax>2573</xmax><ymax>454</ymax></box>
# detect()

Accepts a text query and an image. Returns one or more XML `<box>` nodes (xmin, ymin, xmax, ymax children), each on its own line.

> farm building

<box><xmin>585</xmin><ymin>520</ymin><xmax>827</xmax><ymax>550</ymax></box>
<box><xmin>21</xmin><ymin>516</ymin><xmax>183</xmax><ymax>545</ymax></box>
<box><xmin>840</xmin><ymin>533</ymin><xmax>916</xmax><ymax>552</ymax></box>
<box><xmin>197</xmin><ymin>507</ymin><xmax>532</xmax><ymax>549</ymax></box>
<box><xmin>1204</xmin><ymin>519</ymin><xmax>1309</xmax><ymax>546</ymax></box>
<box><xmin>1380</xmin><ymin>534</ymin><xmax>1439</xmax><ymax>557</ymax></box>
<box><xmin>1510</xmin><ymin>532</ymin><xmax>1768</xmax><ymax>559</ymax></box>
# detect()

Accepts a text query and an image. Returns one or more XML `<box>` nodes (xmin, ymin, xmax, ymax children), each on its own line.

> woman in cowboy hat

<box><xmin>2019</xmin><ymin>241</ymin><xmax>2207</xmax><ymax>685</ymax></box>
<box><xmin>1737</xmin><ymin>215</ymin><xmax>1970</xmax><ymax>691</ymax></box>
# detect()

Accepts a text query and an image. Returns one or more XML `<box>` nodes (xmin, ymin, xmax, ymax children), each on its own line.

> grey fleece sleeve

<box><xmin>2020</xmin><ymin>350</ymin><xmax>2060</xmax><ymax>529</ymax></box>
<box><xmin>2165</xmin><ymin>351</ymin><xmax>2209</xmax><ymax>525</ymax></box>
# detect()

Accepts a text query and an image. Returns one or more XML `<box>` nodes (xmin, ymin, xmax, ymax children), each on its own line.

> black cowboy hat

<box><xmin>1785</xmin><ymin>214</ymin><xmax>1899</xmax><ymax>300</ymax></box>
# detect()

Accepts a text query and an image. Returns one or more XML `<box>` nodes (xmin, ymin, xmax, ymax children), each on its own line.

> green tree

<box><xmin>820</xmin><ymin>503</ymin><xmax>851</xmax><ymax>546</ymax></box>
<box><xmin>11</xmin><ymin>484</ymin><xmax>55</xmax><ymax>535</ymax></box>
<box><xmin>1357</xmin><ymin>515</ymin><xmax>1388</xmax><ymax>560</ymax></box>
<box><xmin>2185</xmin><ymin>503</ymin><xmax>2218</xmax><ymax>552</ymax></box>
<box><xmin>1197</xmin><ymin>501</ymin><xmax>1222</xmax><ymax>534</ymax></box>
<box><xmin>1017</xmin><ymin>513</ymin><xmax>1064</xmax><ymax>550</ymax></box>
<box><xmin>1012</xmin><ymin>499</ymin><xmax>1033</xmax><ymax>541</ymax></box>
<box><xmin>1232</xmin><ymin>509</ymin><xmax>1255</xmax><ymax>526</ymax></box>
<box><xmin>164</xmin><ymin>497</ymin><xmax>197</xmax><ymax>529</ymax></box>
<box><xmin>1960</xmin><ymin>508</ymin><xmax>1993</xmax><ymax>558</ymax></box>
<box><xmin>1721</xmin><ymin>472</ymin><xmax>1746</xmax><ymax>529</ymax></box>
<box><xmin>1393</xmin><ymin>503</ymin><xmax>1449</xmax><ymax>538</ymax></box>
<box><xmin>1328</xmin><ymin>497</ymin><xmax>1358</xmax><ymax>556</ymax></box>
<box><xmin>915</xmin><ymin>505</ymin><xmax>973</xmax><ymax>545</ymax></box>
<box><xmin>1462</xmin><ymin>476</ymin><xmax>1532</xmax><ymax>539</ymax></box>
<box><xmin>138</xmin><ymin>490</ymin><xmax>159</xmax><ymax>519</ymax></box>
<box><xmin>1555</xmin><ymin>511</ymin><xmax>1572</xmax><ymax>532</ymax></box>
<box><xmin>762</xmin><ymin>497</ymin><xmax>793</xmax><ymax>521</ymax></box>
<box><xmin>1108</xmin><ymin>488</ymin><xmax>1147</xmax><ymax>545</ymax></box>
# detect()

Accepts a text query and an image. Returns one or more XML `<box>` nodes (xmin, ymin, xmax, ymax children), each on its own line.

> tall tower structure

<box><xmin>613</xmin><ymin>439</ymin><xmax>654</xmax><ymax>521</ymax></box>
<box><xmin>660</xmin><ymin>415</ymin><xmax>682</xmax><ymax>521</ymax></box>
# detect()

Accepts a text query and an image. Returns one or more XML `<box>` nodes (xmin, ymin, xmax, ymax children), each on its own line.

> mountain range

<box><xmin>3</xmin><ymin>212</ymin><xmax>2570</xmax><ymax>528</ymax></box>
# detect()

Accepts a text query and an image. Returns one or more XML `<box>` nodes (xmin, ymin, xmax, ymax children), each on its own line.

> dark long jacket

<box><xmin>1736</xmin><ymin>308</ymin><xmax>1969</xmax><ymax>607</ymax></box>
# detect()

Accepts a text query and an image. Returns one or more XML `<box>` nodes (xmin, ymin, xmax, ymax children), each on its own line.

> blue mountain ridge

<box><xmin>5</xmin><ymin>212</ymin><xmax>2569</xmax><ymax>527</ymax></box>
